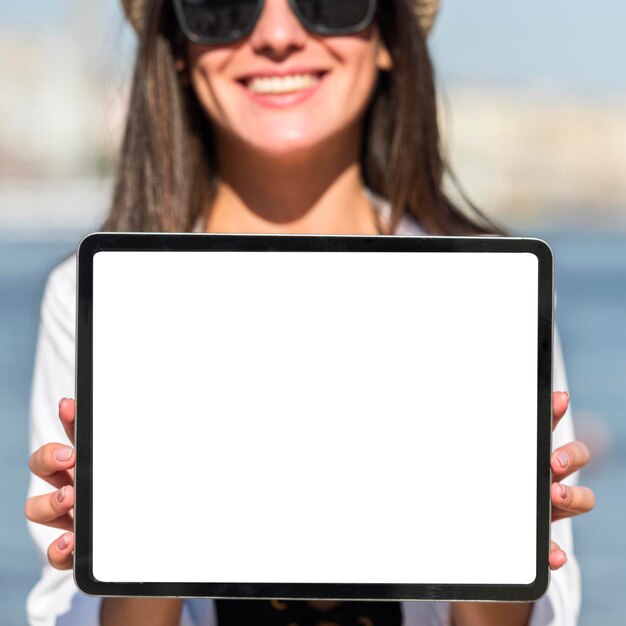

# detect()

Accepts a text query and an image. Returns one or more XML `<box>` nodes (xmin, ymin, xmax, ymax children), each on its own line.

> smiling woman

<box><xmin>105</xmin><ymin>0</ymin><xmax>496</xmax><ymax>237</ymax></box>
<box><xmin>23</xmin><ymin>1</ymin><xmax>594</xmax><ymax>626</ymax></box>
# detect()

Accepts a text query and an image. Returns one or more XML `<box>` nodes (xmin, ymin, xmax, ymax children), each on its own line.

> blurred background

<box><xmin>1</xmin><ymin>0</ymin><xmax>624</xmax><ymax>623</ymax></box>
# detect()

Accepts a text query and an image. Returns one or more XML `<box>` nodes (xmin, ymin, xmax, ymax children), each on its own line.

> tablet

<box><xmin>74</xmin><ymin>233</ymin><xmax>553</xmax><ymax>602</ymax></box>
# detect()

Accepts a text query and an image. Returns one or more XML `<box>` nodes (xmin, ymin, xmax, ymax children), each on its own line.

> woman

<box><xmin>25</xmin><ymin>1</ymin><xmax>595</xmax><ymax>625</ymax></box>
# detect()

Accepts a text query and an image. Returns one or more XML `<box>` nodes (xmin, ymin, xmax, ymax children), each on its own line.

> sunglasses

<box><xmin>171</xmin><ymin>0</ymin><xmax>378</xmax><ymax>45</ymax></box>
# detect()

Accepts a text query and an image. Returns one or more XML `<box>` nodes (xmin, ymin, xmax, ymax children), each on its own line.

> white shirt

<box><xmin>26</xmin><ymin>207</ymin><xmax>581</xmax><ymax>626</ymax></box>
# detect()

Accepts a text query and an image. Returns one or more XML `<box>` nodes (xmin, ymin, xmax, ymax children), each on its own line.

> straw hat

<box><xmin>121</xmin><ymin>0</ymin><xmax>440</xmax><ymax>36</ymax></box>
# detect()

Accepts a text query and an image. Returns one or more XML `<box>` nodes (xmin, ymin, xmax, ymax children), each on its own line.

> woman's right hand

<box><xmin>25</xmin><ymin>397</ymin><xmax>184</xmax><ymax>625</ymax></box>
<box><xmin>25</xmin><ymin>397</ymin><xmax>76</xmax><ymax>569</ymax></box>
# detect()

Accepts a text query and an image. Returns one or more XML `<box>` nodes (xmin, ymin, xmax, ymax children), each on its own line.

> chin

<box><xmin>244</xmin><ymin>128</ymin><xmax>334</xmax><ymax>159</ymax></box>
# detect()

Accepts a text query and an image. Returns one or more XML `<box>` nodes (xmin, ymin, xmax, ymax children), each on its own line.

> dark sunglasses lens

<box><xmin>179</xmin><ymin>0</ymin><xmax>259</xmax><ymax>41</ymax></box>
<box><xmin>294</xmin><ymin>0</ymin><xmax>372</xmax><ymax>31</ymax></box>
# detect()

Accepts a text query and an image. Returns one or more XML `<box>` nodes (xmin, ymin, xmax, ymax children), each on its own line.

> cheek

<box><xmin>190</xmin><ymin>64</ymin><xmax>221</xmax><ymax>120</ymax></box>
<box><xmin>326</xmin><ymin>40</ymin><xmax>380</xmax><ymax>118</ymax></box>
<box><xmin>187</xmin><ymin>45</ymin><xmax>237</xmax><ymax>124</ymax></box>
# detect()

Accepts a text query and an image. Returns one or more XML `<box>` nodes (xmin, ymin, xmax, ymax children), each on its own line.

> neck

<box><xmin>204</xmin><ymin>125</ymin><xmax>379</xmax><ymax>235</ymax></box>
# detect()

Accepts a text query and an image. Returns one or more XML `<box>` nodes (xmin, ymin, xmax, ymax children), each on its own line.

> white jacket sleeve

<box><xmin>26</xmin><ymin>256</ymin><xmax>104</xmax><ymax>626</ymax></box>
<box><xmin>25</xmin><ymin>257</ymin><xmax>199</xmax><ymax>626</ymax></box>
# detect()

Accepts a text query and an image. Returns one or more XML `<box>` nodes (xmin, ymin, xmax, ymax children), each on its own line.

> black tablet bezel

<box><xmin>74</xmin><ymin>233</ymin><xmax>553</xmax><ymax>602</ymax></box>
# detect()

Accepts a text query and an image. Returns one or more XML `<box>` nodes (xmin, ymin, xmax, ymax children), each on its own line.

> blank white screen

<box><xmin>91</xmin><ymin>250</ymin><xmax>538</xmax><ymax>585</ymax></box>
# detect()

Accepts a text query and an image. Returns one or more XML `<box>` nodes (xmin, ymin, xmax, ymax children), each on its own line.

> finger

<box><xmin>47</xmin><ymin>532</ymin><xmax>74</xmax><ymax>570</ymax></box>
<box><xmin>551</xmin><ymin>441</ymin><xmax>591</xmax><ymax>481</ymax></box>
<box><xmin>551</xmin><ymin>483</ymin><xmax>595</xmax><ymax>521</ymax></box>
<box><xmin>58</xmin><ymin>397</ymin><xmax>76</xmax><ymax>446</ymax></box>
<box><xmin>29</xmin><ymin>443</ymin><xmax>75</xmax><ymax>490</ymax></box>
<box><xmin>552</xmin><ymin>391</ymin><xmax>569</xmax><ymax>431</ymax></box>
<box><xmin>24</xmin><ymin>485</ymin><xmax>74</xmax><ymax>530</ymax></box>
<box><xmin>549</xmin><ymin>540</ymin><xmax>567</xmax><ymax>570</ymax></box>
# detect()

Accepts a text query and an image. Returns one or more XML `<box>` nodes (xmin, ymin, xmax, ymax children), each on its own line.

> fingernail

<box><xmin>560</xmin><ymin>483</ymin><xmax>567</xmax><ymax>499</ymax></box>
<box><xmin>556</xmin><ymin>451</ymin><xmax>569</xmax><ymax>468</ymax></box>
<box><xmin>561</xmin><ymin>391</ymin><xmax>569</xmax><ymax>403</ymax></box>
<box><xmin>59</xmin><ymin>397</ymin><xmax>67</xmax><ymax>410</ymax></box>
<box><xmin>56</xmin><ymin>534</ymin><xmax>70</xmax><ymax>551</ymax></box>
<box><xmin>56</xmin><ymin>487</ymin><xmax>66</xmax><ymax>503</ymax></box>
<box><xmin>54</xmin><ymin>447</ymin><xmax>74</xmax><ymax>462</ymax></box>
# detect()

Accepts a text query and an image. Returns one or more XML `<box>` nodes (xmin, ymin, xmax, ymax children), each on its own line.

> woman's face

<box><xmin>185</xmin><ymin>0</ymin><xmax>389</xmax><ymax>158</ymax></box>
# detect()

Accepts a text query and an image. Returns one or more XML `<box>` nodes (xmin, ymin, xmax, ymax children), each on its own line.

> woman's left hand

<box><xmin>452</xmin><ymin>392</ymin><xmax>596</xmax><ymax>626</ymax></box>
<box><xmin>548</xmin><ymin>391</ymin><xmax>595</xmax><ymax>570</ymax></box>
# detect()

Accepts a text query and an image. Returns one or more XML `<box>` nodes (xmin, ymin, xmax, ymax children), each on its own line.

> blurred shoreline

<box><xmin>0</xmin><ymin>174</ymin><xmax>624</xmax><ymax>236</ymax></box>
<box><xmin>440</xmin><ymin>87</ymin><xmax>626</xmax><ymax>226</ymax></box>
<box><xmin>2</xmin><ymin>23</ymin><xmax>625</xmax><ymax>232</ymax></box>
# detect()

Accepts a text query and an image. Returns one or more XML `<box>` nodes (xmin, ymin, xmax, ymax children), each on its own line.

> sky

<box><xmin>1</xmin><ymin>0</ymin><xmax>625</xmax><ymax>94</ymax></box>
<box><xmin>429</xmin><ymin>0</ymin><xmax>626</xmax><ymax>94</ymax></box>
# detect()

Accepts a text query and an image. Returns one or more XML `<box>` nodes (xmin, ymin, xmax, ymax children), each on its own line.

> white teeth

<box><xmin>247</xmin><ymin>73</ymin><xmax>320</xmax><ymax>95</ymax></box>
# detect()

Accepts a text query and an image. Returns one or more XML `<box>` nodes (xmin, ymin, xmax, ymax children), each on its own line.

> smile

<box><xmin>241</xmin><ymin>72</ymin><xmax>326</xmax><ymax>96</ymax></box>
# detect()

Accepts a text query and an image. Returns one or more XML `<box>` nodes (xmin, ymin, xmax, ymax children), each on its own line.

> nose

<box><xmin>248</xmin><ymin>0</ymin><xmax>308</xmax><ymax>61</ymax></box>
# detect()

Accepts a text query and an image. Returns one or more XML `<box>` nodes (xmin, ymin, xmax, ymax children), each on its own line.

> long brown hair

<box><xmin>104</xmin><ymin>0</ymin><xmax>503</xmax><ymax>235</ymax></box>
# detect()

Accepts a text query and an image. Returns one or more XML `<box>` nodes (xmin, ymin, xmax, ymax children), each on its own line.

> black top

<box><xmin>215</xmin><ymin>599</ymin><xmax>402</xmax><ymax>626</ymax></box>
